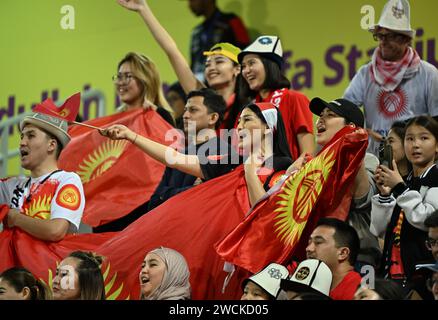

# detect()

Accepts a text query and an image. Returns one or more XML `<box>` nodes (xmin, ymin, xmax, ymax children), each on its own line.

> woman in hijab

<box><xmin>139</xmin><ymin>247</ymin><xmax>191</xmax><ymax>300</ymax></box>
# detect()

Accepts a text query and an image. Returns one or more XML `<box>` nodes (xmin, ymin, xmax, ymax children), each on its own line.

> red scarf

<box><xmin>371</xmin><ymin>47</ymin><xmax>421</xmax><ymax>92</ymax></box>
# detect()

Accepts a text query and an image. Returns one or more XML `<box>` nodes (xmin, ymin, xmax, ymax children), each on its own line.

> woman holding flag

<box><xmin>237</xmin><ymin>102</ymin><xmax>292</xmax><ymax>206</ymax></box>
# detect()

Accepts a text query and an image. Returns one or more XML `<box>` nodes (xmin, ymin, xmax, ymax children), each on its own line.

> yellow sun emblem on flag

<box><xmin>59</xmin><ymin>109</ymin><xmax>70</xmax><ymax>117</ymax></box>
<box><xmin>41</xmin><ymin>261</ymin><xmax>130</xmax><ymax>300</ymax></box>
<box><xmin>24</xmin><ymin>195</ymin><xmax>52</xmax><ymax>220</ymax></box>
<box><xmin>77</xmin><ymin>140</ymin><xmax>128</xmax><ymax>184</ymax></box>
<box><xmin>273</xmin><ymin>149</ymin><xmax>336</xmax><ymax>246</ymax></box>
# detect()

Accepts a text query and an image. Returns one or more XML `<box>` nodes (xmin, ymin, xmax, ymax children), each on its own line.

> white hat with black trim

<box><xmin>242</xmin><ymin>263</ymin><xmax>289</xmax><ymax>299</ymax></box>
<box><xmin>238</xmin><ymin>35</ymin><xmax>283</xmax><ymax>68</ymax></box>
<box><xmin>280</xmin><ymin>259</ymin><xmax>332</xmax><ymax>298</ymax></box>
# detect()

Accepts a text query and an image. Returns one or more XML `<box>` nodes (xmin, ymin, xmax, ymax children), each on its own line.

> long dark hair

<box><xmin>0</xmin><ymin>267</ymin><xmax>51</xmax><ymax>300</ymax></box>
<box><xmin>389</xmin><ymin>120</ymin><xmax>412</xmax><ymax>173</ymax></box>
<box><xmin>245</xmin><ymin>103</ymin><xmax>292</xmax><ymax>169</ymax></box>
<box><xmin>239</xmin><ymin>56</ymin><xmax>290</xmax><ymax>100</ymax></box>
<box><xmin>224</xmin><ymin>72</ymin><xmax>251</xmax><ymax>129</ymax></box>
<box><xmin>68</xmin><ymin>251</ymin><xmax>106</xmax><ymax>300</ymax></box>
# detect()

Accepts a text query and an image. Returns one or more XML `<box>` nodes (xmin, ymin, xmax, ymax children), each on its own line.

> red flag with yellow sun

<box><xmin>215</xmin><ymin>127</ymin><xmax>368</xmax><ymax>273</ymax></box>
<box><xmin>0</xmin><ymin>228</ymin><xmax>128</xmax><ymax>299</ymax></box>
<box><xmin>32</xmin><ymin>92</ymin><xmax>81</xmax><ymax>122</ymax></box>
<box><xmin>58</xmin><ymin>108</ymin><xmax>178</xmax><ymax>227</ymax></box>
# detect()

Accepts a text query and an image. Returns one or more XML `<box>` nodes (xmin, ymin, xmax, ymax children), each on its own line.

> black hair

<box><xmin>390</xmin><ymin>120</ymin><xmax>408</xmax><ymax>141</ymax></box>
<box><xmin>44</xmin><ymin>131</ymin><xmax>63</xmax><ymax>159</ymax></box>
<box><xmin>316</xmin><ymin>218</ymin><xmax>360</xmax><ymax>266</ymax></box>
<box><xmin>245</xmin><ymin>103</ymin><xmax>292</xmax><ymax>160</ymax></box>
<box><xmin>405</xmin><ymin>115</ymin><xmax>438</xmax><ymax>141</ymax></box>
<box><xmin>224</xmin><ymin>73</ymin><xmax>251</xmax><ymax>130</ymax></box>
<box><xmin>68</xmin><ymin>251</ymin><xmax>106</xmax><ymax>300</ymax></box>
<box><xmin>372</xmin><ymin>278</ymin><xmax>406</xmax><ymax>300</ymax></box>
<box><xmin>0</xmin><ymin>267</ymin><xmax>51</xmax><ymax>300</ymax></box>
<box><xmin>239</xmin><ymin>56</ymin><xmax>290</xmax><ymax>100</ymax></box>
<box><xmin>388</xmin><ymin>120</ymin><xmax>412</xmax><ymax>173</ymax></box>
<box><xmin>167</xmin><ymin>81</ymin><xmax>187</xmax><ymax>103</ymax></box>
<box><xmin>186</xmin><ymin>88</ymin><xmax>227</xmax><ymax>129</ymax></box>
<box><xmin>424</xmin><ymin>210</ymin><xmax>438</xmax><ymax>229</ymax></box>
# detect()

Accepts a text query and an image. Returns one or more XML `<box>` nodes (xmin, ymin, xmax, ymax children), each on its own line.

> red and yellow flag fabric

<box><xmin>32</xmin><ymin>92</ymin><xmax>81</xmax><ymax>122</ymax></box>
<box><xmin>94</xmin><ymin>166</ymin><xmax>251</xmax><ymax>300</ymax></box>
<box><xmin>0</xmin><ymin>166</ymin><xmax>251</xmax><ymax>300</ymax></box>
<box><xmin>59</xmin><ymin>109</ymin><xmax>177</xmax><ymax>227</ymax></box>
<box><xmin>0</xmin><ymin>204</ymin><xmax>8</xmax><ymax>222</ymax></box>
<box><xmin>215</xmin><ymin>127</ymin><xmax>368</xmax><ymax>273</ymax></box>
<box><xmin>0</xmin><ymin>229</ymin><xmax>125</xmax><ymax>299</ymax></box>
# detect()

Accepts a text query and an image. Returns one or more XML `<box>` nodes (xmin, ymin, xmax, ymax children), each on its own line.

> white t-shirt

<box><xmin>344</xmin><ymin>59</ymin><xmax>438</xmax><ymax>155</ymax></box>
<box><xmin>0</xmin><ymin>170</ymin><xmax>85</xmax><ymax>233</ymax></box>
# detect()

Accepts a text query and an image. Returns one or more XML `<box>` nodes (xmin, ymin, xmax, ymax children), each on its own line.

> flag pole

<box><xmin>70</xmin><ymin>121</ymin><xmax>103</xmax><ymax>131</ymax></box>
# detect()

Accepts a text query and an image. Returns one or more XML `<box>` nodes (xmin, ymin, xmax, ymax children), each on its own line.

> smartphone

<box><xmin>379</xmin><ymin>139</ymin><xmax>393</xmax><ymax>170</ymax></box>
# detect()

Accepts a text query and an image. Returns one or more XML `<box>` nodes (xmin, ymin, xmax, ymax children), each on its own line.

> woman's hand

<box><xmin>374</xmin><ymin>159</ymin><xmax>403</xmax><ymax>196</ymax></box>
<box><xmin>286</xmin><ymin>153</ymin><xmax>311</xmax><ymax>175</ymax></box>
<box><xmin>374</xmin><ymin>166</ymin><xmax>391</xmax><ymax>196</ymax></box>
<box><xmin>117</xmin><ymin>0</ymin><xmax>146</xmax><ymax>12</ymax></box>
<box><xmin>378</xmin><ymin>160</ymin><xmax>404</xmax><ymax>189</ymax></box>
<box><xmin>100</xmin><ymin>124</ymin><xmax>137</xmax><ymax>142</ymax></box>
<box><xmin>244</xmin><ymin>152</ymin><xmax>264</xmax><ymax>175</ymax></box>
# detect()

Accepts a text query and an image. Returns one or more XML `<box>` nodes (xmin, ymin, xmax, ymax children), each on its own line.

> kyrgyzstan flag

<box><xmin>94</xmin><ymin>166</ymin><xmax>252</xmax><ymax>300</ymax></box>
<box><xmin>59</xmin><ymin>109</ymin><xmax>178</xmax><ymax>227</ymax></box>
<box><xmin>0</xmin><ymin>228</ymin><xmax>125</xmax><ymax>299</ymax></box>
<box><xmin>215</xmin><ymin>127</ymin><xmax>368</xmax><ymax>273</ymax></box>
<box><xmin>32</xmin><ymin>92</ymin><xmax>81</xmax><ymax>122</ymax></box>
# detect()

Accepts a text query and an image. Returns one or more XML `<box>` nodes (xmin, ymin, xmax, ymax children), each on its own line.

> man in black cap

<box><xmin>306</xmin><ymin>97</ymin><xmax>381</xmax><ymax>272</ymax></box>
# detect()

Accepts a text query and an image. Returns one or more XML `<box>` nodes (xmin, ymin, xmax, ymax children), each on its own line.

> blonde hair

<box><xmin>118</xmin><ymin>52</ymin><xmax>174</xmax><ymax>117</ymax></box>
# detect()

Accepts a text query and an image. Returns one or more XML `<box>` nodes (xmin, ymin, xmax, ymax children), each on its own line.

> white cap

<box><xmin>369</xmin><ymin>0</ymin><xmax>415</xmax><ymax>38</ymax></box>
<box><xmin>280</xmin><ymin>259</ymin><xmax>332</xmax><ymax>297</ymax></box>
<box><xmin>238</xmin><ymin>36</ymin><xmax>283</xmax><ymax>68</ymax></box>
<box><xmin>242</xmin><ymin>263</ymin><xmax>289</xmax><ymax>299</ymax></box>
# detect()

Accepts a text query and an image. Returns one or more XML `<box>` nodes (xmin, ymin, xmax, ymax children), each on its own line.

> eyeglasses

<box><xmin>112</xmin><ymin>73</ymin><xmax>135</xmax><ymax>84</ymax></box>
<box><xmin>426</xmin><ymin>278</ymin><xmax>438</xmax><ymax>291</ymax></box>
<box><xmin>373</xmin><ymin>32</ymin><xmax>405</xmax><ymax>42</ymax></box>
<box><xmin>425</xmin><ymin>238</ymin><xmax>438</xmax><ymax>250</ymax></box>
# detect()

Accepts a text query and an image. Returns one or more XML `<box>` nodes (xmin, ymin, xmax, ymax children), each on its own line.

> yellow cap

<box><xmin>203</xmin><ymin>42</ymin><xmax>241</xmax><ymax>64</ymax></box>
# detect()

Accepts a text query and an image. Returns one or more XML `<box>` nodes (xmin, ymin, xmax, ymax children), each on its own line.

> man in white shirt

<box><xmin>344</xmin><ymin>0</ymin><xmax>438</xmax><ymax>155</ymax></box>
<box><xmin>0</xmin><ymin>112</ymin><xmax>85</xmax><ymax>241</ymax></box>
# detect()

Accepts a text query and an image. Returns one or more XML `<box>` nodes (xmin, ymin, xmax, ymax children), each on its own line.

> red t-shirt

<box><xmin>256</xmin><ymin>89</ymin><xmax>313</xmax><ymax>159</ymax></box>
<box><xmin>329</xmin><ymin>270</ymin><xmax>362</xmax><ymax>300</ymax></box>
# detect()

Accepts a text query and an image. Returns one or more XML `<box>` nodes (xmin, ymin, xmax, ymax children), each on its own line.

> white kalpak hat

<box><xmin>242</xmin><ymin>263</ymin><xmax>289</xmax><ymax>299</ymax></box>
<box><xmin>280</xmin><ymin>259</ymin><xmax>332</xmax><ymax>298</ymax></box>
<box><xmin>369</xmin><ymin>0</ymin><xmax>416</xmax><ymax>38</ymax></box>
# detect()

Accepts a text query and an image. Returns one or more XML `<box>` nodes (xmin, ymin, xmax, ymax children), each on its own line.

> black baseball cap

<box><xmin>309</xmin><ymin>98</ymin><xmax>364</xmax><ymax>128</ymax></box>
